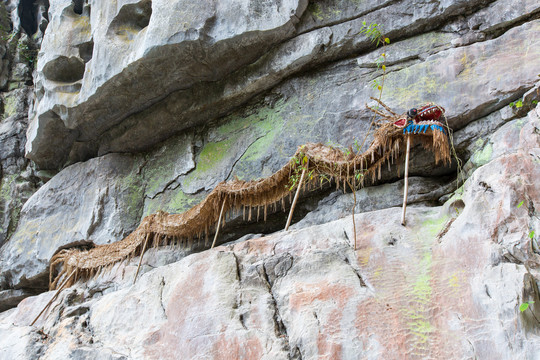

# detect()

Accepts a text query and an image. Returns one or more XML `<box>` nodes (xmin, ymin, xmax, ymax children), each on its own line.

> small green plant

<box><xmin>343</xmin><ymin>22</ymin><xmax>391</xmax><ymax>250</ymax></box>
<box><xmin>509</xmin><ymin>98</ymin><xmax>539</xmax><ymax>109</ymax></box>
<box><xmin>0</xmin><ymin>31</ymin><xmax>17</xmax><ymax>46</ymax></box>
<box><xmin>353</xmin><ymin>138</ymin><xmax>362</xmax><ymax>153</ymax></box>
<box><xmin>359</xmin><ymin>21</ymin><xmax>389</xmax><ymax>46</ymax></box>
<box><xmin>520</xmin><ymin>301</ymin><xmax>534</xmax><ymax>312</ymax></box>
<box><xmin>318</xmin><ymin>174</ymin><xmax>331</xmax><ymax>187</ymax></box>
<box><xmin>509</xmin><ymin>99</ymin><xmax>523</xmax><ymax>108</ymax></box>
<box><xmin>354</xmin><ymin>169</ymin><xmax>367</xmax><ymax>183</ymax></box>
<box><xmin>18</xmin><ymin>41</ymin><xmax>37</xmax><ymax>65</ymax></box>
<box><xmin>357</xmin><ymin>21</ymin><xmax>389</xmax><ymax>95</ymax></box>
<box><xmin>517</xmin><ymin>200</ymin><xmax>537</xmax><ymax>243</ymax></box>
<box><xmin>287</xmin><ymin>150</ymin><xmax>313</xmax><ymax>191</ymax></box>
<box><xmin>354</xmin><ymin>22</ymin><xmax>390</xmax><ymax>157</ymax></box>
<box><xmin>520</xmin><ymin>300</ymin><xmax>540</xmax><ymax>324</ymax></box>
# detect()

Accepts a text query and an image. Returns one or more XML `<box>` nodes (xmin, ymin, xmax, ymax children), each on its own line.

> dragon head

<box><xmin>393</xmin><ymin>104</ymin><xmax>447</xmax><ymax>135</ymax></box>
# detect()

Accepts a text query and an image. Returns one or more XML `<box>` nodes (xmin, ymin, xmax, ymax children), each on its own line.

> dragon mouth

<box><xmin>417</xmin><ymin>104</ymin><xmax>445</xmax><ymax>122</ymax></box>
<box><xmin>392</xmin><ymin>104</ymin><xmax>446</xmax><ymax>130</ymax></box>
<box><xmin>393</xmin><ymin>117</ymin><xmax>408</xmax><ymax>127</ymax></box>
<box><xmin>417</xmin><ymin>120</ymin><xmax>443</xmax><ymax>125</ymax></box>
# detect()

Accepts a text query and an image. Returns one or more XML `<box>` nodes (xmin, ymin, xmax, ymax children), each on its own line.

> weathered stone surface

<box><xmin>141</xmin><ymin>133</ymin><xmax>195</xmax><ymax>199</ymax></box>
<box><xmin>294</xmin><ymin>176</ymin><xmax>455</xmax><ymax>229</ymax></box>
<box><xmin>467</xmin><ymin>0</ymin><xmax>540</xmax><ymax>36</ymax></box>
<box><xmin>179</xmin><ymin>16</ymin><xmax>540</xmax><ymax>187</ymax></box>
<box><xmin>0</xmin><ymin>88</ymin><xmax>31</xmax><ymax>176</ymax></box>
<box><xmin>28</xmin><ymin>0</ymin><xmax>309</xmax><ymax>169</ymax></box>
<box><xmin>461</xmin><ymin>115</ymin><xmax>527</xmax><ymax>178</ymax></box>
<box><xmin>0</xmin><ymin>321</ymin><xmax>44</xmax><ymax>359</ymax></box>
<box><xmin>29</xmin><ymin>0</ymin><xmax>539</xmax><ymax>170</ymax></box>
<box><xmin>0</xmin><ymin>6</ymin><xmax>42</xmax><ymax>252</ymax></box>
<box><xmin>0</xmin><ymin>288</ymin><xmax>39</xmax><ymax>312</ymax></box>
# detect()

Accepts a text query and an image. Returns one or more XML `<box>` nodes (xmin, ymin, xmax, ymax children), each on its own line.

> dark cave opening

<box><xmin>18</xmin><ymin>0</ymin><xmax>37</xmax><ymax>35</ymax></box>
<box><xmin>72</xmin><ymin>0</ymin><xmax>83</xmax><ymax>15</ymax></box>
<box><xmin>18</xmin><ymin>0</ymin><xmax>49</xmax><ymax>36</ymax></box>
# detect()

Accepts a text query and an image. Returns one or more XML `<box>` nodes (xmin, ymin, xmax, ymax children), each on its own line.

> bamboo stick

<box><xmin>133</xmin><ymin>233</ymin><xmax>151</xmax><ymax>284</ymax></box>
<box><xmin>211</xmin><ymin>199</ymin><xmax>227</xmax><ymax>249</ymax></box>
<box><xmin>401</xmin><ymin>135</ymin><xmax>411</xmax><ymax>226</ymax></box>
<box><xmin>352</xmin><ymin>177</ymin><xmax>358</xmax><ymax>250</ymax></box>
<box><xmin>285</xmin><ymin>168</ymin><xmax>306</xmax><ymax>231</ymax></box>
<box><xmin>31</xmin><ymin>270</ymin><xmax>76</xmax><ymax>326</ymax></box>
<box><xmin>133</xmin><ymin>233</ymin><xmax>152</xmax><ymax>285</ymax></box>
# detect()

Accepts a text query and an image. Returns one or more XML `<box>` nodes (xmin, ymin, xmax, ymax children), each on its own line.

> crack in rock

<box><xmin>226</xmin><ymin>133</ymin><xmax>268</xmax><ymax>182</ymax></box>
<box><xmin>231</xmin><ymin>252</ymin><xmax>246</xmax><ymax>329</ymax></box>
<box><xmin>342</xmin><ymin>254</ymin><xmax>368</xmax><ymax>288</ymax></box>
<box><xmin>158</xmin><ymin>276</ymin><xmax>167</xmax><ymax>320</ymax></box>
<box><xmin>258</xmin><ymin>262</ymin><xmax>300</xmax><ymax>359</ymax></box>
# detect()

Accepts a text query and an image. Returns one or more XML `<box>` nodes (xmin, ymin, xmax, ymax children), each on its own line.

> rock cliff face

<box><xmin>0</xmin><ymin>1</ymin><xmax>42</xmax><ymax>267</ymax></box>
<box><xmin>0</xmin><ymin>0</ymin><xmax>539</xmax><ymax>358</ymax></box>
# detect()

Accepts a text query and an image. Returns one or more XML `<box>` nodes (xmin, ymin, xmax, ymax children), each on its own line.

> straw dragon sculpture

<box><xmin>48</xmin><ymin>100</ymin><xmax>450</xmax><ymax>291</ymax></box>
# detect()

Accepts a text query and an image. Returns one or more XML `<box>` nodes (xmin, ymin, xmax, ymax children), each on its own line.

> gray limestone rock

<box><xmin>467</xmin><ymin>0</ymin><xmax>540</xmax><ymax>36</ymax></box>
<box><xmin>28</xmin><ymin>0</ymin><xmax>309</xmax><ymax>169</ymax></box>
<box><xmin>4</xmin><ymin>0</ymin><xmax>540</xmax><ymax>309</ymax></box>
<box><xmin>0</xmin><ymin>16</ymin><xmax>41</xmax><ymax>251</ymax></box>
<box><xmin>293</xmin><ymin>176</ymin><xmax>455</xmax><ymax>230</ymax></box>
<box><xmin>3</xmin><ymin>134</ymin><xmax>539</xmax><ymax>356</ymax></box>
<box><xmin>0</xmin><ymin>289</ymin><xmax>39</xmax><ymax>312</ymax></box>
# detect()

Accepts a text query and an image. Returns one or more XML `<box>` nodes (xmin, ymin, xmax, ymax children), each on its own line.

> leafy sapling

<box><xmin>520</xmin><ymin>301</ymin><xmax>535</xmax><ymax>313</ymax></box>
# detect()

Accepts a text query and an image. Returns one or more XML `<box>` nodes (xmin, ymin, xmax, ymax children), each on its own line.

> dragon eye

<box><xmin>407</xmin><ymin>108</ymin><xmax>418</xmax><ymax>118</ymax></box>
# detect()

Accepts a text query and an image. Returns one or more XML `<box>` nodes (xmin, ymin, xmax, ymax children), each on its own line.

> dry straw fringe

<box><xmin>49</xmin><ymin>108</ymin><xmax>451</xmax><ymax>290</ymax></box>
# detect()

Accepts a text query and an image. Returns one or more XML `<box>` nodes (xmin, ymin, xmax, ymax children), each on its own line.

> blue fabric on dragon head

<box><xmin>393</xmin><ymin>104</ymin><xmax>447</xmax><ymax>136</ymax></box>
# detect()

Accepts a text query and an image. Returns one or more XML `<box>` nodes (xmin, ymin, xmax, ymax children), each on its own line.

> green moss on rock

<box><xmin>0</xmin><ymin>2</ymin><xmax>10</xmax><ymax>38</ymax></box>
<box><xmin>230</xmin><ymin>99</ymin><xmax>287</xmax><ymax>179</ymax></box>
<box><xmin>181</xmin><ymin>135</ymin><xmax>240</xmax><ymax>191</ymax></box>
<box><xmin>144</xmin><ymin>189</ymin><xmax>205</xmax><ymax>217</ymax></box>
<box><xmin>472</xmin><ymin>142</ymin><xmax>493</xmax><ymax>167</ymax></box>
<box><xmin>3</xmin><ymin>94</ymin><xmax>18</xmax><ymax>118</ymax></box>
<box><xmin>198</xmin><ymin>137</ymin><xmax>237</xmax><ymax>174</ymax></box>
<box><xmin>397</xmin><ymin>212</ymin><xmax>450</xmax><ymax>351</ymax></box>
<box><xmin>116</xmin><ymin>164</ymin><xmax>146</xmax><ymax>226</ymax></box>
<box><xmin>383</xmin><ymin>67</ymin><xmax>447</xmax><ymax>109</ymax></box>
<box><xmin>0</xmin><ymin>175</ymin><xmax>22</xmax><ymax>244</ymax></box>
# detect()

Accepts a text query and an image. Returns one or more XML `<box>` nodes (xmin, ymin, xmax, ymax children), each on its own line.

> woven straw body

<box><xmin>49</xmin><ymin>112</ymin><xmax>451</xmax><ymax>290</ymax></box>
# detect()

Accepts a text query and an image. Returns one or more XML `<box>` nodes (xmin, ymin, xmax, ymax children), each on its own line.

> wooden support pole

<box><xmin>31</xmin><ymin>270</ymin><xmax>76</xmax><ymax>327</ymax></box>
<box><xmin>285</xmin><ymin>168</ymin><xmax>306</xmax><ymax>231</ymax></box>
<box><xmin>352</xmin><ymin>178</ymin><xmax>358</xmax><ymax>251</ymax></box>
<box><xmin>401</xmin><ymin>135</ymin><xmax>411</xmax><ymax>226</ymax></box>
<box><xmin>133</xmin><ymin>233</ymin><xmax>150</xmax><ymax>285</ymax></box>
<box><xmin>211</xmin><ymin>199</ymin><xmax>227</xmax><ymax>249</ymax></box>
